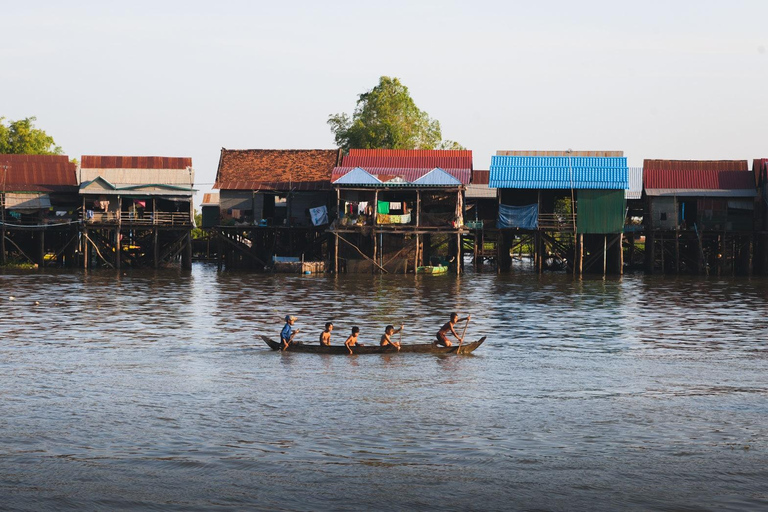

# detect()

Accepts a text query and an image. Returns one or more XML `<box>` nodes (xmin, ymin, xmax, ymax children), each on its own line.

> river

<box><xmin>1</xmin><ymin>265</ymin><xmax>767</xmax><ymax>510</ymax></box>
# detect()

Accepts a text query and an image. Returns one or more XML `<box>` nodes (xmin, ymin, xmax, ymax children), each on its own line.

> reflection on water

<box><xmin>1</xmin><ymin>265</ymin><xmax>767</xmax><ymax>510</ymax></box>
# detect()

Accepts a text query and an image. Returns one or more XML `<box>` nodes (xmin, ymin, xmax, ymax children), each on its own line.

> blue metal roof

<box><xmin>411</xmin><ymin>167</ymin><xmax>462</xmax><ymax>186</ymax></box>
<box><xmin>489</xmin><ymin>155</ymin><xmax>629</xmax><ymax>190</ymax></box>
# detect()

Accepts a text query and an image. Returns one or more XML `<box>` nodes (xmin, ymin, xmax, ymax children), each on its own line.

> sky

<box><xmin>3</xmin><ymin>0</ymin><xmax>768</xmax><ymax>200</ymax></box>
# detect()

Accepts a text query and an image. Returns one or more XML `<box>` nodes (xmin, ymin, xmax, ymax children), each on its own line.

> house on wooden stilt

<box><xmin>78</xmin><ymin>156</ymin><xmax>195</xmax><ymax>269</ymax></box>
<box><xmin>753</xmin><ymin>159</ymin><xmax>768</xmax><ymax>275</ymax></box>
<box><xmin>490</xmin><ymin>150</ymin><xmax>629</xmax><ymax>275</ymax></box>
<box><xmin>464</xmin><ymin>169</ymin><xmax>499</xmax><ymax>270</ymax></box>
<box><xmin>212</xmin><ymin>149</ymin><xmax>342</xmax><ymax>271</ymax></box>
<box><xmin>330</xmin><ymin>149</ymin><xmax>472</xmax><ymax>274</ymax></box>
<box><xmin>0</xmin><ymin>154</ymin><xmax>79</xmax><ymax>267</ymax></box>
<box><xmin>643</xmin><ymin>160</ymin><xmax>756</xmax><ymax>275</ymax></box>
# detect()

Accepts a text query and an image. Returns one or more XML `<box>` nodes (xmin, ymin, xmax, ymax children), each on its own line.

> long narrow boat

<box><xmin>261</xmin><ymin>335</ymin><xmax>486</xmax><ymax>355</ymax></box>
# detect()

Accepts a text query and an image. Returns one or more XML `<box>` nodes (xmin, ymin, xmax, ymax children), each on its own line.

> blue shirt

<box><xmin>281</xmin><ymin>323</ymin><xmax>294</xmax><ymax>343</ymax></box>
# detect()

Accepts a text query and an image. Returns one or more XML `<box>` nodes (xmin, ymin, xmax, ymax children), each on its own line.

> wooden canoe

<box><xmin>261</xmin><ymin>335</ymin><xmax>486</xmax><ymax>355</ymax></box>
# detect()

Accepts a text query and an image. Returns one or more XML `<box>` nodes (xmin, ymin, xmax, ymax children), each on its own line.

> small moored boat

<box><xmin>261</xmin><ymin>335</ymin><xmax>485</xmax><ymax>355</ymax></box>
<box><xmin>416</xmin><ymin>264</ymin><xmax>448</xmax><ymax>275</ymax></box>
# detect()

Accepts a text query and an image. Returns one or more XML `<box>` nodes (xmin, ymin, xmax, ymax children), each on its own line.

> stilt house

<box><xmin>78</xmin><ymin>155</ymin><xmax>195</xmax><ymax>269</ymax></box>
<box><xmin>213</xmin><ymin>149</ymin><xmax>342</xmax><ymax>270</ymax></box>
<box><xmin>753</xmin><ymin>159</ymin><xmax>768</xmax><ymax>274</ymax></box>
<box><xmin>330</xmin><ymin>149</ymin><xmax>472</xmax><ymax>274</ymax></box>
<box><xmin>624</xmin><ymin>166</ymin><xmax>645</xmax><ymax>269</ymax></box>
<box><xmin>489</xmin><ymin>150</ymin><xmax>629</xmax><ymax>274</ymax></box>
<box><xmin>465</xmin><ymin>169</ymin><xmax>498</xmax><ymax>269</ymax></box>
<box><xmin>0</xmin><ymin>154</ymin><xmax>79</xmax><ymax>266</ymax></box>
<box><xmin>643</xmin><ymin>159</ymin><xmax>756</xmax><ymax>275</ymax></box>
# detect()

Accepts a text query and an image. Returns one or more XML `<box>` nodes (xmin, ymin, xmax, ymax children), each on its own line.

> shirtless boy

<box><xmin>319</xmin><ymin>322</ymin><xmax>333</xmax><ymax>346</ymax></box>
<box><xmin>380</xmin><ymin>324</ymin><xmax>403</xmax><ymax>350</ymax></box>
<box><xmin>344</xmin><ymin>326</ymin><xmax>363</xmax><ymax>354</ymax></box>
<box><xmin>435</xmin><ymin>313</ymin><xmax>471</xmax><ymax>347</ymax></box>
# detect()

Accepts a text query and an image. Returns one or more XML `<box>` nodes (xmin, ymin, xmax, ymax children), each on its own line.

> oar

<box><xmin>456</xmin><ymin>315</ymin><xmax>471</xmax><ymax>354</ymax></box>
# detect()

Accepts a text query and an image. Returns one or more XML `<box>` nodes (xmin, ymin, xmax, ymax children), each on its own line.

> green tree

<box><xmin>328</xmin><ymin>76</ymin><xmax>463</xmax><ymax>151</ymax></box>
<box><xmin>0</xmin><ymin>116</ymin><xmax>63</xmax><ymax>155</ymax></box>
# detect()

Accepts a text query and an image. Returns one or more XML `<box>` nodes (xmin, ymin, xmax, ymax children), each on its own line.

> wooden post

<box><xmin>579</xmin><ymin>233</ymin><xmax>584</xmax><ymax>275</ymax></box>
<box><xmin>372</xmin><ymin>229</ymin><xmax>378</xmax><ymax>275</ymax></box>
<box><xmin>603</xmin><ymin>235</ymin><xmax>607</xmax><ymax>276</ymax></box>
<box><xmin>182</xmin><ymin>232</ymin><xmax>192</xmax><ymax>270</ymax></box>
<box><xmin>415</xmin><ymin>233</ymin><xmax>420</xmax><ymax>270</ymax></box>
<box><xmin>675</xmin><ymin>226</ymin><xmax>680</xmax><ymax>274</ymax></box>
<box><xmin>619</xmin><ymin>233</ymin><xmax>624</xmax><ymax>275</ymax></box>
<box><xmin>456</xmin><ymin>232</ymin><xmax>461</xmax><ymax>275</ymax></box>
<box><xmin>154</xmin><ymin>228</ymin><xmax>159</xmax><ymax>268</ymax></box>
<box><xmin>217</xmin><ymin>231</ymin><xmax>223</xmax><ymax>271</ymax></box>
<box><xmin>83</xmin><ymin>228</ymin><xmax>89</xmax><ymax>269</ymax></box>
<box><xmin>660</xmin><ymin>233</ymin><xmax>665</xmax><ymax>274</ymax></box>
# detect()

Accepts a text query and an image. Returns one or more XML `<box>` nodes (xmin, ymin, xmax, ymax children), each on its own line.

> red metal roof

<box><xmin>643</xmin><ymin>160</ymin><xmax>754</xmax><ymax>190</ymax></box>
<box><xmin>0</xmin><ymin>154</ymin><xmax>77</xmax><ymax>191</ymax></box>
<box><xmin>214</xmin><ymin>149</ymin><xmax>342</xmax><ymax>191</ymax></box>
<box><xmin>81</xmin><ymin>156</ymin><xmax>192</xmax><ymax>169</ymax></box>
<box><xmin>342</xmin><ymin>149</ymin><xmax>473</xmax><ymax>170</ymax></box>
<box><xmin>332</xmin><ymin>167</ymin><xmax>470</xmax><ymax>185</ymax></box>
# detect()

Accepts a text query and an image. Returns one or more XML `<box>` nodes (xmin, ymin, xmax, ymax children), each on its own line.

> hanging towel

<box><xmin>309</xmin><ymin>205</ymin><xmax>329</xmax><ymax>226</ymax></box>
<box><xmin>390</xmin><ymin>202</ymin><xmax>402</xmax><ymax>211</ymax></box>
<box><xmin>377</xmin><ymin>201</ymin><xmax>390</xmax><ymax>214</ymax></box>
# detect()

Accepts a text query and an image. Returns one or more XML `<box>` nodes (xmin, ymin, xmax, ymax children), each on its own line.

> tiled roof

<box><xmin>332</xmin><ymin>167</ymin><xmax>470</xmax><ymax>185</ymax></box>
<box><xmin>214</xmin><ymin>149</ymin><xmax>342</xmax><ymax>191</ymax></box>
<box><xmin>0</xmin><ymin>154</ymin><xmax>77</xmax><ymax>191</ymax></box>
<box><xmin>81</xmin><ymin>156</ymin><xmax>192</xmax><ymax>169</ymax></box>
<box><xmin>644</xmin><ymin>160</ymin><xmax>753</xmax><ymax>191</ymax></box>
<box><xmin>341</xmin><ymin>149</ymin><xmax>473</xmax><ymax>170</ymax></box>
<box><xmin>489</xmin><ymin>155</ymin><xmax>628</xmax><ymax>190</ymax></box>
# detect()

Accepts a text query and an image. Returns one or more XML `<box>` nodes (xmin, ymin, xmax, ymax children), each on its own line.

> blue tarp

<box><xmin>497</xmin><ymin>203</ymin><xmax>538</xmax><ymax>229</ymax></box>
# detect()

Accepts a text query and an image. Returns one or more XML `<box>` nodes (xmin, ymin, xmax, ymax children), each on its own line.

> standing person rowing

<box><xmin>435</xmin><ymin>312</ymin><xmax>471</xmax><ymax>347</ymax></box>
<box><xmin>280</xmin><ymin>315</ymin><xmax>301</xmax><ymax>351</ymax></box>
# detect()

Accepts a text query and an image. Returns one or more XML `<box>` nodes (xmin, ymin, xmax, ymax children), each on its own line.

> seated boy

<box><xmin>319</xmin><ymin>322</ymin><xmax>333</xmax><ymax>346</ymax></box>
<box><xmin>380</xmin><ymin>324</ymin><xmax>403</xmax><ymax>350</ymax></box>
<box><xmin>344</xmin><ymin>326</ymin><xmax>364</xmax><ymax>354</ymax></box>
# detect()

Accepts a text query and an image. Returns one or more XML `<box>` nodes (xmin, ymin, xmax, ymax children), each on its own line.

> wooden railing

<box><xmin>82</xmin><ymin>211</ymin><xmax>191</xmax><ymax>226</ymax></box>
<box><xmin>538</xmin><ymin>213</ymin><xmax>576</xmax><ymax>232</ymax></box>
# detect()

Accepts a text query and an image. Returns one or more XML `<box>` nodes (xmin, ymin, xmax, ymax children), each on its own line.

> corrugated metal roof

<box><xmin>215</xmin><ymin>180</ymin><xmax>331</xmax><ymax>191</ymax></box>
<box><xmin>412</xmin><ymin>168</ymin><xmax>462</xmax><ymax>186</ymax></box>
<box><xmin>332</xmin><ymin>167</ymin><xmax>470</xmax><ymax>185</ymax></box>
<box><xmin>489</xmin><ymin>155</ymin><xmax>628</xmax><ymax>190</ymax></box>
<box><xmin>332</xmin><ymin>167</ymin><xmax>381</xmax><ymax>185</ymax></box>
<box><xmin>627</xmin><ymin>167</ymin><xmax>643</xmax><ymax>200</ymax></box>
<box><xmin>472</xmin><ymin>170</ymin><xmax>489</xmax><ymax>185</ymax></box>
<box><xmin>78</xmin><ymin>168</ymin><xmax>195</xmax><ymax>186</ymax></box>
<box><xmin>201</xmin><ymin>192</ymin><xmax>220</xmax><ymax>205</ymax></box>
<box><xmin>465</xmin><ymin>184</ymin><xmax>496</xmax><ymax>199</ymax></box>
<box><xmin>5</xmin><ymin>192</ymin><xmax>51</xmax><ymax>210</ymax></box>
<box><xmin>752</xmin><ymin>159</ymin><xmax>768</xmax><ymax>187</ymax></box>
<box><xmin>645</xmin><ymin>189</ymin><xmax>756</xmax><ymax>198</ymax></box>
<box><xmin>81</xmin><ymin>156</ymin><xmax>192</xmax><ymax>169</ymax></box>
<box><xmin>643</xmin><ymin>159</ymin><xmax>747</xmax><ymax>172</ymax></box>
<box><xmin>498</xmin><ymin>150</ymin><xmax>624</xmax><ymax>157</ymax></box>
<box><xmin>644</xmin><ymin>169</ymin><xmax>755</xmax><ymax>190</ymax></box>
<box><xmin>342</xmin><ymin>149</ymin><xmax>473</xmax><ymax>170</ymax></box>
<box><xmin>0</xmin><ymin>154</ymin><xmax>77</xmax><ymax>191</ymax></box>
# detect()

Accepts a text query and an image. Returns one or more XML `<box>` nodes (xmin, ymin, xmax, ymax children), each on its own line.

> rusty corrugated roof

<box><xmin>81</xmin><ymin>156</ymin><xmax>192</xmax><ymax>169</ymax></box>
<box><xmin>0</xmin><ymin>154</ymin><xmax>77</xmax><ymax>191</ymax></box>
<box><xmin>472</xmin><ymin>170</ymin><xmax>489</xmax><ymax>185</ymax></box>
<box><xmin>753</xmin><ymin>159</ymin><xmax>768</xmax><ymax>187</ymax></box>
<box><xmin>342</xmin><ymin>149</ymin><xmax>473</xmax><ymax>170</ymax></box>
<box><xmin>643</xmin><ymin>160</ymin><xmax>753</xmax><ymax>190</ymax></box>
<box><xmin>214</xmin><ymin>149</ymin><xmax>342</xmax><ymax>191</ymax></box>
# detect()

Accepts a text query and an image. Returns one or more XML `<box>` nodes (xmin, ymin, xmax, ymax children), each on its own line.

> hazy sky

<box><xmin>3</xmin><ymin>0</ymin><xmax>767</xmax><ymax>197</ymax></box>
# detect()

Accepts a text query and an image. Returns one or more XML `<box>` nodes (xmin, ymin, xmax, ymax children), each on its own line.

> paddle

<box><xmin>456</xmin><ymin>315</ymin><xmax>471</xmax><ymax>354</ymax></box>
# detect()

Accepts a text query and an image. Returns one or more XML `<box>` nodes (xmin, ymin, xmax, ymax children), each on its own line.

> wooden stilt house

<box><xmin>0</xmin><ymin>154</ymin><xmax>79</xmax><ymax>267</ymax></box>
<box><xmin>465</xmin><ymin>169</ymin><xmax>499</xmax><ymax>269</ymax></box>
<box><xmin>753</xmin><ymin>159</ymin><xmax>768</xmax><ymax>274</ymax></box>
<box><xmin>624</xmin><ymin>166</ymin><xmax>645</xmax><ymax>269</ymax></box>
<box><xmin>489</xmin><ymin>150</ymin><xmax>629</xmax><ymax>275</ymax></box>
<box><xmin>643</xmin><ymin>160</ymin><xmax>756</xmax><ymax>275</ymax></box>
<box><xmin>212</xmin><ymin>149</ymin><xmax>342</xmax><ymax>271</ymax></box>
<box><xmin>78</xmin><ymin>156</ymin><xmax>195</xmax><ymax>269</ymax></box>
<box><xmin>330</xmin><ymin>149</ymin><xmax>472</xmax><ymax>274</ymax></box>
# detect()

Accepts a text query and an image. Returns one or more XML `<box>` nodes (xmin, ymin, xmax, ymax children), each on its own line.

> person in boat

<box><xmin>380</xmin><ymin>324</ymin><xmax>403</xmax><ymax>350</ymax></box>
<box><xmin>319</xmin><ymin>322</ymin><xmax>333</xmax><ymax>346</ymax></box>
<box><xmin>280</xmin><ymin>315</ymin><xmax>301</xmax><ymax>350</ymax></box>
<box><xmin>435</xmin><ymin>312</ymin><xmax>471</xmax><ymax>347</ymax></box>
<box><xmin>344</xmin><ymin>326</ymin><xmax>364</xmax><ymax>354</ymax></box>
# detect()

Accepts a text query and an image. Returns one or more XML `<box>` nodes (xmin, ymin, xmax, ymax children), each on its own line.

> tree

<box><xmin>0</xmin><ymin>116</ymin><xmax>63</xmax><ymax>155</ymax></box>
<box><xmin>328</xmin><ymin>76</ymin><xmax>463</xmax><ymax>151</ymax></box>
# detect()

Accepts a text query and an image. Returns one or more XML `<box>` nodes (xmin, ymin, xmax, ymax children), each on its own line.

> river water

<box><xmin>1</xmin><ymin>264</ymin><xmax>767</xmax><ymax>511</ymax></box>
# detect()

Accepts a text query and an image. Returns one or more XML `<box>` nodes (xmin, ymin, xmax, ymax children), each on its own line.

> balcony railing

<box><xmin>82</xmin><ymin>211</ymin><xmax>191</xmax><ymax>226</ymax></box>
<box><xmin>538</xmin><ymin>213</ymin><xmax>575</xmax><ymax>232</ymax></box>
